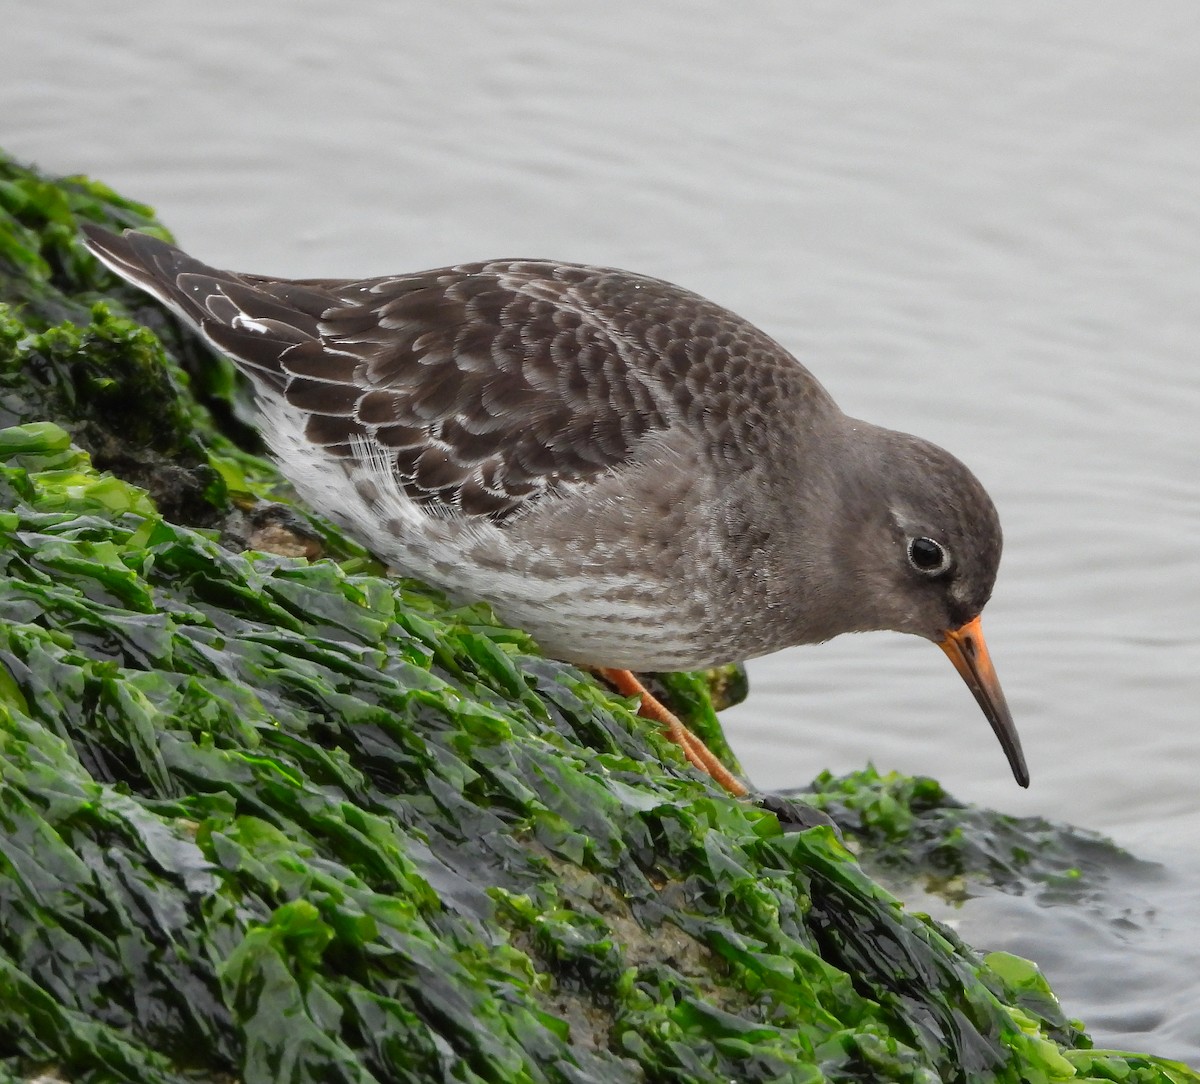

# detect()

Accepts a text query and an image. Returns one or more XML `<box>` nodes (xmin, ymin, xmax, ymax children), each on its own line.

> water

<box><xmin>6</xmin><ymin>1</ymin><xmax>1198</xmax><ymax>1062</ymax></box>
<box><xmin>920</xmin><ymin>857</ymin><xmax>1200</xmax><ymax>1060</ymax></box>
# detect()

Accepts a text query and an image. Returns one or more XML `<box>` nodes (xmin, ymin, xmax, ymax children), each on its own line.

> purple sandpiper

<box><xmin>82</xmin><ymin>225</ymin><xmax>1029</xmax><ymax>795</ymax></box>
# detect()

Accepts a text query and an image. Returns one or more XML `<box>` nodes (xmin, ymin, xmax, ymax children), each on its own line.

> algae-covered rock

<box><xmin>0</xmin><ymin>151</ymin><xmax>1195</xmax><ymax>1084</ymax></box>
<box><xmin>804</xmin><ymin>768</ymin><xmax>1159</xmax><ymax>905</ymax></box>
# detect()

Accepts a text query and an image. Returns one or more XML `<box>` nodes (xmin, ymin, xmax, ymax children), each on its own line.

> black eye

<box><xmin>907</xmin><ymin>536</ymin><xmax>950</xmax><ymax>575</ymax></box>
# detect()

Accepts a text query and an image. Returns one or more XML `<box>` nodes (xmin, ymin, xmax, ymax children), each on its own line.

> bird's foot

<box><xmin>595</xmin><ymin>668</ymin><xmax>749</xmax><ymax>797</ymax></box>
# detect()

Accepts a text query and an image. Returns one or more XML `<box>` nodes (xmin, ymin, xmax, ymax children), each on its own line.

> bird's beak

<box><xmin>939</xmin><ymin>615</ymin><xmax>1029</xmax><ymax>787</ymax></box>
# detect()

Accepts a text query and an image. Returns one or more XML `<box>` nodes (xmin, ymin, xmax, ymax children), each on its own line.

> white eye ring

<box><xmin>907</xmin><ymin>536</ymin><xmax>951</xmax><ymax>576</ymax></box>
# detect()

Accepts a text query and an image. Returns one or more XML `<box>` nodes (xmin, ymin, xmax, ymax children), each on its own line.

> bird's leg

<box><xmin>595</xmin><ymin>668</ymin><xmax>749</xmax><ymax>797</ymax></box>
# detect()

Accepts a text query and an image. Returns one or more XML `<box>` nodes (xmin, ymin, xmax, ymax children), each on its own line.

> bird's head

<box><xmin>830</xmin><ymin>423</ymin><xmax>1028</xmax><ymax>787</ymax></box>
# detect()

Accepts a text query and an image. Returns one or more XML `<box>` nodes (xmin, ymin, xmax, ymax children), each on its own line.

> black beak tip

<box><xmin>1005</xmin><ymin>744</ymin><xmax>1030</xmax><ymax>788</ymax></box>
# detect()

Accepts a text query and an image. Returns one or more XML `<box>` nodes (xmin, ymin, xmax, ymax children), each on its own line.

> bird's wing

<box><xmin>82</xmin><ymin>225</ymin><xmax>808</xmax><ymax>522</ymax></box>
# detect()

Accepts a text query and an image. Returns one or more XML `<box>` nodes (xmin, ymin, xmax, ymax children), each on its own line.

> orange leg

<box><xmin>596</xmin><ymin>668</ymin><xmax>749</xmax><ymax>797</ymax></box>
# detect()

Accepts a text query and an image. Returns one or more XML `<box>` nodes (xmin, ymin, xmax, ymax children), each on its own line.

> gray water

<box><xmin>6</xmin><ymin>1</ymin><xmax>1199</xmax><ymax>1063</ymax></box>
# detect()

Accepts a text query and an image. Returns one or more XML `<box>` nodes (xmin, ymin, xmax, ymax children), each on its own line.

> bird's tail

<box><xmin>80</xmin><ymin>225</ymin><xmax>329</xmax><ymax>392</ymax></box>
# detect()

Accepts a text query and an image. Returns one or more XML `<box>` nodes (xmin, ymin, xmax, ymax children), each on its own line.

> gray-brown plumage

<box><xmin>81</xmin><ymin>224</ymin><xmax>1028</xmax><ymax>788</ymax></box>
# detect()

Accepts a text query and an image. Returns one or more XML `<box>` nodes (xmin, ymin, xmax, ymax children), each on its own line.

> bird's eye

<box><xmin>907</xmin><ymin>536</ymin><xmax>950</xmax><ymax>575</ymax></box>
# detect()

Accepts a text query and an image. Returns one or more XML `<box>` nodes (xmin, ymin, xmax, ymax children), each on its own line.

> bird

<box><xmin>81</xmin><ymin>224</ymin><xmax>1029</xmax><ymax>796</ymax></box>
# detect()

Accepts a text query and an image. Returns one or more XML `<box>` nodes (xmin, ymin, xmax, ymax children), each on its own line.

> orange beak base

<box><xmin>938</xmin><ymin>615</ymin><xmax>1029</xmax><ymax>787</ymax></box>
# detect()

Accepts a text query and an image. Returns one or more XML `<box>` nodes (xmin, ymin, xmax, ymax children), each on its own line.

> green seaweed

<box><xmin>0</xmin><ymin>151</ymin><xmax>1195</xmax><ymax>1083</ymax></box>
<box><xmin>804</xmin><ymin>767</ymin><xmax>1158</xmax><ymax>909</ymax></box>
